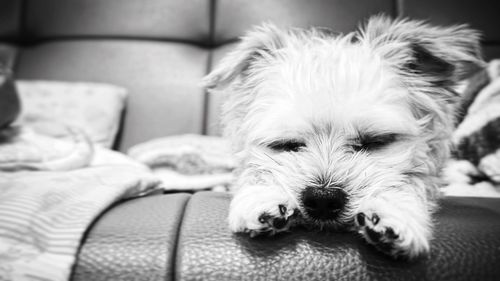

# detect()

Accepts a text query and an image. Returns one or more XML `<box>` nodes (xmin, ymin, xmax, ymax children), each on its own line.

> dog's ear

<box><xmin>203</xmin><ymin>23</ymin><xmax>286</xmax><ymax>89</ymax></box>
<box><xmin>358</xmin><ymin>16</ymin><xmax>485</xmax><ymax>89</ymax></box>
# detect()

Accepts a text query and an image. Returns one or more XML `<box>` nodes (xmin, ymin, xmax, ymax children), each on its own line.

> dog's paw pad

<box><xmin>230</xmin><ymin>199</ymin><xmax>299</xmax><ymax>237</ymax></box>
<box><xmin>251</xmin><ymin>204</ymin><xmax>298</xmax><ymax>236</ymax></box>
<box><xmin>354</xmin><ymin>199</ymin><xmax>431</xmax><ymax>259</ymax></box>
<box><xmin>355</xmin><ymin>211</ymin><xmax>407</xmax><ymax>256</ymax></box>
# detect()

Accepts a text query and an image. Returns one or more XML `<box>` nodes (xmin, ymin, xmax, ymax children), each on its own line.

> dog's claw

<box><xmin>279</xmin><ymin>204</ymin><xmax>287</xmax><ymax>215</ymax></box>
<box><xmin>357</xmin><ymin>212</ymin><xmax>398</xmax><ymax>245</ymax></box>
<box><xmin>356</xmin><ymin>213</ymin><xmax>366</xmax><ymax>226</ymax></box>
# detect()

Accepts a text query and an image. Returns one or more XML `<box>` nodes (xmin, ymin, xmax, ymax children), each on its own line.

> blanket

<box><xmin>0</xmin><ymin>124</ymin><xmax>93</xmax><ymax>171</ymax></box>
<box><xmin>443</xmin><ymin>60</ymin><xmax>500</xmax><ymax>197</ymax></box>
<box><xmin>0</xmin><ymin>165</ymin><xmax>161</xmax><ymax>281</ymax></box>
<box><xmin>0</xmin><ymin>81</ymin><xmax>160</xmax><ymax>281</ymax></box>
<box><xmin>128</xmin><ymin>134</ymin><xmax>235</xmax><ymax>192</ymax></box>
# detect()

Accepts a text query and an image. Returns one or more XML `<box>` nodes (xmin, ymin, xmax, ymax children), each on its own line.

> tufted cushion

<box><xmin>0</xmin><ymin>0</ymin><xmax>21</xmax><ymax>40</ymax></box>
<box><xmin>23</xmin><ymin>0</ymin><xmax>211</xmax><ymax>43</ymax></box>
<box><xmin>176</xmin><ymin>192</ymin><xmax>500</xmax><ymax>281</ymax></box>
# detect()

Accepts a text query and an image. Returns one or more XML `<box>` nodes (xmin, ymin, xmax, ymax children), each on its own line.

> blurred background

<box><xmin>1</xmin><ymin>0</ymin><xmax>499</xmax><ymax>151</ymax></box>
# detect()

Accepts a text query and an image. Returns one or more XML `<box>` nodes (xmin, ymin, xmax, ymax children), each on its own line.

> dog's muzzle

<box><xmin>301</xmin><ymin>186</ymin><xmax>347</xmax><ymax>221</ymax></box>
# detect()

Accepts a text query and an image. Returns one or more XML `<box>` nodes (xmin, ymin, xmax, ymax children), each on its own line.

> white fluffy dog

<box><xmin>204</xmin><ymin>16</ymin><xmax>484</xmax><ymax>259</ymax></box>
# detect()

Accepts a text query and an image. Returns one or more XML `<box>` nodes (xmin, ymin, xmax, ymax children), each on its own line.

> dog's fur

<box><xmin>204</xmin><ymin>16</ymin><xmax>484</xmax><ymax>259</ymax></box>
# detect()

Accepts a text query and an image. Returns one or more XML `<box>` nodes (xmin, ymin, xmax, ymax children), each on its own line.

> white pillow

<box><xmin>16</xmin><ymin>80</ymin><xmax>127</xmax><ymax>148</ymax></box>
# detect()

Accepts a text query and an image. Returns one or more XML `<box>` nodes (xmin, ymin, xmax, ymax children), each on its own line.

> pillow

<box><xmin>16</xmin><ymin>80</ymin><xmax>127</xmax><ymax>148</ymax></box>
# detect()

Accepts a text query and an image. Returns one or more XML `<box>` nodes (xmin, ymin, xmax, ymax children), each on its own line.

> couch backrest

<box><xmin>1</xmin><ymin>0</ymin><xmax>499</xmax><ymax>151</ymax></box>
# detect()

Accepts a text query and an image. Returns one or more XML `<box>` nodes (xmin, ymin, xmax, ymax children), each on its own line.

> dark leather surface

<box><xmin>214</xmin><ymin>0</ymin><xmax>395</xmax><ymax>45</ymax></box>
<box><xmin>24</xmin><ymin>0</ymin><xmax>211</xmax><ymax>43</ymax></box>
<box><xmin>72</xmin><ymin>193</ymin><xmax>191</xmax><ymax>281</ymax></box>
<box><xmin>177</xmin><ymin>192</ymin><xmax>500</xmax><ymax>281</ymax></box>
<box><xmin>16</xmin><ymin>40</ymin><xmax>208</xmax><ymax>151</ymax></box>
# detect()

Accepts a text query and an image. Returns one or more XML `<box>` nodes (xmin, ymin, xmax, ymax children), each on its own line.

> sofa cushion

<box><xmin>16</xmin><ymin>40</ymin><xmax>208</xmax><ymax>151</ymax></box>
<box><xmin>0</xmin><ymin>0</ymin><xmax>21</xmax><ymax>40</ymax></box>
<box><xmin>176</xmin><ymin>192</ymin><xmax>500</xmax><ymax>281</ymax></box>
<box><xmin>72</xmin><ymin>193</ymin><xmax>191</xmax><ymax>281</ymax></box>
<box><xmin>23</xmin><ymin>0</ymin><xmax>211</xmax><ymax>43</ymax></box>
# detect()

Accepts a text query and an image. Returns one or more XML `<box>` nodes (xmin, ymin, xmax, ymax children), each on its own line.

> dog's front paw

<box><xmin>355</xmin><ymin>201</ymin><xmax>430</xmax><ymax>259</ymax></box>
<box><xmin>228</xmin><ymin>185</ymin><xmax>298</xmax><ymax>237</ymax></box>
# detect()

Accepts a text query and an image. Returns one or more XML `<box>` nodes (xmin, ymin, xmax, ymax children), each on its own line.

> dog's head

<box><xmin>204</xmin><ymin>16</ymin><xmax>484</xmax><ymax>227</ymax></box>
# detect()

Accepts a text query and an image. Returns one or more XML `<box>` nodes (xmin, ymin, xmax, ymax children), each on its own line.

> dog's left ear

<box><xmin>359</xmin><ymin>16</ymin><xmax>486</xmax><ymax>89</ymax></box>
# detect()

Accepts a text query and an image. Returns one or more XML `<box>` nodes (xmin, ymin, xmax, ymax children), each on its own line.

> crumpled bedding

<box><xmin>128</xmin><ymin>134</ymin><xmax>235</xmax><ymax>191</ymax></box>
<box><xmin>0</xmin><ymin>81</ymin><xmax>159</xmax><ymax>281</ymax></box>
<box><xmin>0</xmin><ymin>131</ymin><xmax>161</xmax><ymax>281</ymax></box>
<box><xmin>443</xmin><ymin>60</ymin><xmax>500</xmax><ymax>197</ymax></box>
<box><xmin>0</xmin><ymin>124</ymin><xmax>93</xmax><ymax>171</ymax></box>
<box><xmin>0</xmin><ymin>165</ymin><xmax>161</xmax><ymax>281</ymax></box>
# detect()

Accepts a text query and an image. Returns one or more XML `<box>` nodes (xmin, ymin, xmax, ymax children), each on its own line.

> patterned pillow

<box><xmin>16</xmin><ymin>80</ymin><xmax>128</xmax><ymax>148</ymax></box>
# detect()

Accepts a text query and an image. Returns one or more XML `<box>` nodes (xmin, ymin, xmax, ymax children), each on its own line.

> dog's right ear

<box><xmin>203</xmin><ymin>23</ymin><xmax>286</xmax><ymax>89</ymax></box>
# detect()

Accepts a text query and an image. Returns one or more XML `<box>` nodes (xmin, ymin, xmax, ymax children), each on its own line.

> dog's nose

<box><xmin>301</xmin><ymin>186</ymin><xmax>347</xmax><ymax>220</ymax></box>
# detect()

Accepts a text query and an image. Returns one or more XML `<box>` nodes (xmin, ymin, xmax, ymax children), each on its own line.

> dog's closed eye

<box><xmin>268</xmin><ymin>140</ymin><xmax>306</xmax><ymax>152</ymax></box>
<box><xmin>352</xmin><ymin>133</ymin><xmax>398</xmax><ymax>152</ymax></box>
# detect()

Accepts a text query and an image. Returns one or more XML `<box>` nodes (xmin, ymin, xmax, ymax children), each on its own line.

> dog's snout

<box><xmin>301</xmin><ymin>186</ymin><xmax>347</xmax><ymax>220</ymax></box>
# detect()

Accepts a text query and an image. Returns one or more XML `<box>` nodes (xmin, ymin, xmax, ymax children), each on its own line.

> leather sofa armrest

<box><xmin>71</xmin><ymin>193</ymin><xmax>191</xmax><ymax>281</ymax></box>
<box><xmin>177</xmin><ymin>192</ymin><xmax>500</xmax><ymax>281</ymax></box>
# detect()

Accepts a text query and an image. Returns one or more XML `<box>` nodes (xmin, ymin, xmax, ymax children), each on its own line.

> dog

<box><xmin>204</xmin><ymin>15</ymin><xmax>484</xmax><ymax>259</ymax></box>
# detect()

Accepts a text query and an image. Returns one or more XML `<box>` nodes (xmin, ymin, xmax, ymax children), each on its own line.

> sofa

<box><xmin>1</xmin><ymin>0</ymin><xmax>500</xmax><ymax>280</ymax></box>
